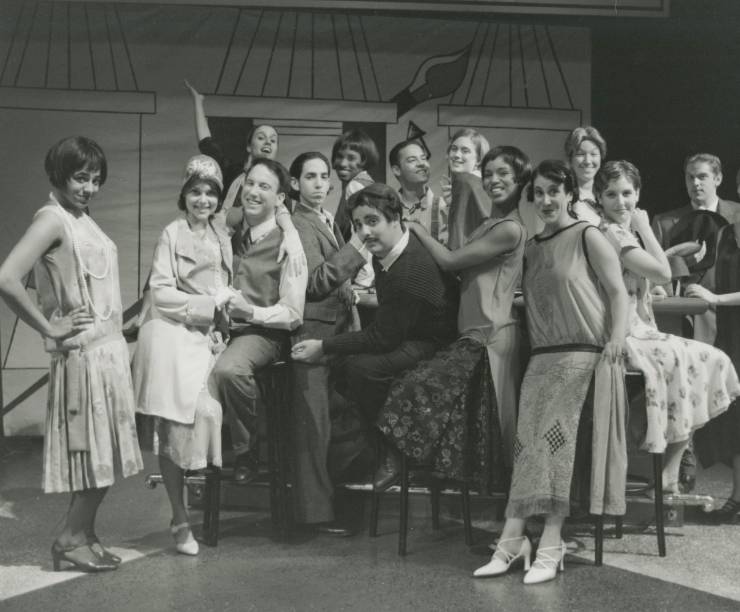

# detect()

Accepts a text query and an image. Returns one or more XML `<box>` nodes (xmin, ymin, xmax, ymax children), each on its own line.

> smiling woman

<box><xmin>565</xmin><ymin>125</ymin><xmax>607</xmax><ymax>226</ymax></box>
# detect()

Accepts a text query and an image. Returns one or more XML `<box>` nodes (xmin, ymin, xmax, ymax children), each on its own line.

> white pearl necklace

<box><xmin>52</xmin><ymin>197</ymin><xmax>113</xmax><ymax>321</ymax></box>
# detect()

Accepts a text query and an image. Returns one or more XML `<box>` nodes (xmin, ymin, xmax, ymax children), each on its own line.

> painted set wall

<box><xmin>0</xmin><ymin>1</ymin><xmax>590</xmax><ymax>436</ymax></box>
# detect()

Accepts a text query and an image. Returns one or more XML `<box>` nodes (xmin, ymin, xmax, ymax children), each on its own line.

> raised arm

<box><xmin>409</xmin><ymin>218</ymin><xmax>522</xmax><ymax>272</ymax></box>
<box><xmin>0</xmin><ymin>211</ymin><xmax>93</xmax><ymax>340</ymax></box>
<box><xmin>184</xmin><ymin>79</ymin><xmax>211</xmax><ymax>143</ymax></box>
<box><xmin>620</xmin><ymin>209</ymin><xmax>671</xmax><ymax>284</ymax></box>
<box><xmin>584</xmin><ymin>226</ymin><xmax>629</xmax><ymax>363</ymax></box>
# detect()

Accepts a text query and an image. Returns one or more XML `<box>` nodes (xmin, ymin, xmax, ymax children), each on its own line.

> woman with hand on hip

<box><xmin>133</xmin><ymin>155</ymin><xmax>233</xmax><ymax>556</ymax></box>
<box><xmin>474</xmin><ymin>159</ymin><xmax>628</xmax><ymax>584</ymax></box>
<box><xmin>0</xmin><ymin>136</ymin><xmax>143</xmax><ymax>572</ymax></box>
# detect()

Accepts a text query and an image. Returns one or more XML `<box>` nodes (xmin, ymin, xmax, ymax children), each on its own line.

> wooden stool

<box><xmin>144</xmin><ymin>360</ymin><xmax>293</xmax><ymax>546</ymax></box>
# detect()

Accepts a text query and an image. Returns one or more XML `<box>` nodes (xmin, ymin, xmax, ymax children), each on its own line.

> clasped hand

<box><xmin>291</xmin><ymin>339</ymin><xmax>324</xmax><ymax>363</ymax></box>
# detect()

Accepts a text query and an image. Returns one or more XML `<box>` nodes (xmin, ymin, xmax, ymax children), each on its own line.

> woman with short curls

<box><xmin>474</xmin><ymin>160</ymin><xmax>628</xmax><ymax>585</ymax></box>
<box><xmin>0</xmin><ymin>136</ymin><xmax>143</xmax><ymax>572</ymax></box>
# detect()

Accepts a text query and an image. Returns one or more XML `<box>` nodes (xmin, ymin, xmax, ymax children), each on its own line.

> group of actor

<box><xmin>2</xmin><ymin>81</ymin><xmax>740</xmax><ymax>586</ymax></box>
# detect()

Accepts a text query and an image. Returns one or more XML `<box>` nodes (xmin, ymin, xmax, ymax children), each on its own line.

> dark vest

<box><xmin>232</xmin><ymin>225</ymin><xmax>283</xmax><ymax>309</ymax></box>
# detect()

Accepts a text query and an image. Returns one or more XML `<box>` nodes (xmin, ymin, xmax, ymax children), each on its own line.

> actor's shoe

<box><xmin>51</xmin><ymin>541</ymin><xmax>118</xmax><ymax>572</ymax></box>
<box><xmin>373</xmin><ymin>443</ymin><xmax>401</xmax><ymax>492</ymax></box>
<box><xmin>170</xmin><ymin>522</ymin><xmax>199</xmax><ymax>556</ymax></box>
<box><xmin>473</xmin><ymin>536</ymin><xmax>532</xmax><ymax>578</ymax></box>
<box><xmin>523</xmin><ymin>541</ymin><xmax>566</xmax><ymax>585</ymax></box>
<box><xmin>233</xmin><ymin>451</ymin><xmax>260</xmax><ymax>485</ymax></box>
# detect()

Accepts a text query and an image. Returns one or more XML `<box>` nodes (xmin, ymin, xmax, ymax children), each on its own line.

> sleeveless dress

<box><xmin>133</xmin><ymin>216</ymin><xmax>231</xmax><ymax>470</ymax></box>
<box><xmin>34</xmin><ymin>198</ymin><xmax>143</xmax><ymax>493</ymax></box>
<box><xmin>506</xmin><ymin>221</ymin><xmax>614</xmax><ymax>518</ymax></box>
<box><xmin>378</xmin><ymin>213</ymin><xmax>524</xmax><ymax>492</ymax></box>
<box><xmin>602</xmin><ymin>222</ymin><xmax>740</xmax><ymax>453</ymax></box>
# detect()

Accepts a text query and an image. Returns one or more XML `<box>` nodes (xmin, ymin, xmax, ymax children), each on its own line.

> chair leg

<box><xmin>398</xmin><ymin>454</ymin><xmax>409</xmax><ymax>556</ymax></box>
<box><xmin>461</xmin><ymin>481</ymin><xmax>473</xmax><ymax>547</ymax></box>
<box><xmin>431</xmin><ymin>481</ymin><xmax>441</xmax><ymax>530</ymax></box>
<box><xmin>594</xmin><ymin>514</ymin><xmax>604</xmax><ymax>566</ymax></box>
<box><xmin>615</xmin><ymin>515</ymin><xmax>623</xmax><ymax>539</ymax></box>
<box><xmin>369</xmin><ymin>490</ymin><xmax>380</xmax><ymax>537</ymax></box>
<box><xmin>652</xmin><ymin>452</ymin><xmax>667</xmax><ymax>557</ymax></box>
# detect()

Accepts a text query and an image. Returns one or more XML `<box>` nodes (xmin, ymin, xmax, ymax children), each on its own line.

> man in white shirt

<box><xmin>212</xmin><ymin>159</ymin><xmax>308</xmax><ymax>483</ymax></box>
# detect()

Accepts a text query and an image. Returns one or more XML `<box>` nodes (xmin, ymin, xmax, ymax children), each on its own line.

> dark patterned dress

<box><xmin>378</xmin><ymin>214</ymin><xmax>525</xmax><ymax>493</ymax></box>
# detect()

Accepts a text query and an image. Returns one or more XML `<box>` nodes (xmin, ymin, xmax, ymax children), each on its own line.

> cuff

<box><xmin>185</xmin><ymin>295</ymin><xmax>216</xmax><ymax>326</ymax></box>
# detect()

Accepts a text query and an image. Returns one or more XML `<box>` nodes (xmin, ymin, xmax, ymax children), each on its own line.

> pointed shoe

<box><xmin>473</xmin><ymin>536</ymin><xmax>532</xmax><ymax>578</ymax></box>
<box><xmin>88</xmin><ymin>537</ymin><xmax>122</xmax><ymax>565</ymax></box>
<box><xmin>171</xmin><ymin>522</ymin><xmax>199</xmax><ymax>556</ymax></box>
<box><xmin>523</xmin><ymin>541</ymin><xmax>566</xmax><ymax>585</ymax></box>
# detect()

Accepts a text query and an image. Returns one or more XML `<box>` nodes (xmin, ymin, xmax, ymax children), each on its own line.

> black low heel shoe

<box><xmin>51</xmin><ymin>542</ymin><xmax>118</xmax><ymax>573</ymax></box>
<box><xmin>88</xmin><ymin>537</ymin><xmax>122</xmax><ymax>565</ymax></box>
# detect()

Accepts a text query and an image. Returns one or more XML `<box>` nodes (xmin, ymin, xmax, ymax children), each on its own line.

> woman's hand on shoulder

<box><xmin>277</xmin><ymin>230</ymin><xmax>307</xmax><ymax>278</ymax></box>
<box><xmin>406</xmin><ymin>219</ymin><xmax>427</xmax><ymax>237</ymax></box>
<box><xmin>685</xmin><ymin>283</ymin><xmax>718</xmax><ymax>304</ymax></box>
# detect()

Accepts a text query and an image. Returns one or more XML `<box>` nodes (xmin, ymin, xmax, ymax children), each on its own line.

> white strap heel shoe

<box><xmin>523</xmin><ymin>541</ymin><xmax>566</xmax><ymax>584</ymax></box>
<box><xmin>473</xmin><ymin>536</ymin><xmax>532</xmax><ymax>577</ymax></box>
<box><xmin>171</xmin><ymin>522</ymin><xmax>199</xmax><ymax>556</ymax></box>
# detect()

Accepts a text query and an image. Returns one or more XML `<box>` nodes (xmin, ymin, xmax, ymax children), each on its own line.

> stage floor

<box><xmin>1</xmin><ymin>438</ymin><xmax>739</xmax><ymax>612</ymax></box>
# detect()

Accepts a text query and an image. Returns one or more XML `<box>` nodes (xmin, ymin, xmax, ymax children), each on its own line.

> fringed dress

<box><xmin>506</xmin><ymin>221</ymin><xmax>612</xmax><ymax>518</ymax></box>
<box><xmin>35</xmin><ymin>198</ymin><xmax>143</xmax><ymax>493</ymax></box>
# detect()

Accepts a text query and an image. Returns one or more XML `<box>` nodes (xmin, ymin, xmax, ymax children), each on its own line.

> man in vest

<box><xmin>213</xmin><ymin>159</ymin><xmax>308</xmax><ymax>483</ymax></box>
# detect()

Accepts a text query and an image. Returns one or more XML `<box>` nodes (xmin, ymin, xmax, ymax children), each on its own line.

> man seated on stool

<box><xmin>292</xmin><ymin>183</ymin><xmax>458</xmax><ymax>491</ymax></box>
<box><xmin>212</xmin><ymin>159</ymin><xmax>308</xmax><ymax>483</ymax></box>
<box><xmin>289</xmin><ymin>152</ymin><xmax>368</xmax><ymax>536</ymax></box>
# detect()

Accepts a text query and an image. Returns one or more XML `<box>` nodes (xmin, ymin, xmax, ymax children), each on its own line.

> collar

<box><xmin>398</xmin><ymin>185</ymin><xmax>433</xmax><ymax>212</ymax></box>
<box><xmin>297</xmin><ymin>200</ymin><xmax>333</xmax><ymax>222</ymax></box>
<box><xmin>378</xmin><ymin>230</ymin><xmax>410</xmax><ymax>271</ymax></box>
<box><xmin>691</xmin><ymin>195</ymin><xmax>719</xmax><ymax>213</ymax></box>
<box><xmin>247</xmin><ymin>216</ymin><xmax>277</xmax><ymax>243</ymax></box>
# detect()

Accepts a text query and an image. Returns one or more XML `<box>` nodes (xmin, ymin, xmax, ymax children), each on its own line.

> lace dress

<box><xmin>34</xmin><ymin>198</ymin><xmax>143</xmax><ymax>493</ymax></box>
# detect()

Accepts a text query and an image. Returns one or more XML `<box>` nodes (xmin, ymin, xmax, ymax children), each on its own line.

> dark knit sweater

<box><xmin>323</xmin><ymin>233</ymin><xmax>459</xmax><ymax>355</ymax></box>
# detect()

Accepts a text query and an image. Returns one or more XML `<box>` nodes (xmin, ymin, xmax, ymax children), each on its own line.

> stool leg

<box><xmin>652</xmin><ymin>452</ymin><xmax>666</xmax><ymax>557</ymax></box>
<box><xmin>594</xmin><ymin>514</ymin><xmax>603</xmax><ymax>566</ymax></box>
<box><xmin>461</xmin><ymin>482</ymin><xmax>473</xmax><ymax>547</ymax></box>
<box><xmin>398</xmin><ymin>454</ymin><xmax>409</xmax><ymax>556</ymax></box>
<box><xmin>431</xmin><ymin>481</ymin><xmax>441</xmax><ymax>530</ymax></box>
<box><xmin>615</xmin><ymin>515</ymin><xmax>623</xmax><ymax>539</ymax></box>
<box><xmin>204</xmin><ymin>467</ymin><xmax>221</xmax><ymax>546</ymax></box>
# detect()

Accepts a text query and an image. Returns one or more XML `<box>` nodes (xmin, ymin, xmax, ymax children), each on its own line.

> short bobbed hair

<box><xmin>347</xmin><ymin>183</ymin><xmax>403</xmax><ymax>223</ymax></box>
<box><xmin>480</xmin><ymin>145</ymin><xmax>532</xmax><ymax>199</ymax></box>
<box><xmin>564</xmin><ymin>126</ymin><xmax>607</xmax><ymax>161</ymax></box>
<box><xmin>44</xmin><ymin>136</ymin><xmax>107</xmax><ymax>188</ymax></box>
<box><xmin>594</xmin><ymin>160</ymin><xmax>642</xmax><ymax>196</ymax></box>
<box><xmin>527</xmin><ymin>159</ymin><xmax>578</xmax><ymax>207</ymax></box>
<box><xmin>447</xmin><ymin>128</ymin><xmax>490</xmax><ymax>163</ymax></box>
<box><xmin>332</xmin><ymin>129</ymin><xmax>379</xmax><ymax>172</ymax></box>
<box><xmin>177</xmin><ymin>175</ymin><xmax>224</xmax><ymax>213</ymax></box>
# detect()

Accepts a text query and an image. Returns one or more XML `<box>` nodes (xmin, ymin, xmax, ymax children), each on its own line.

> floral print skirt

<box><xmin>626</xmin><ymin>329</ymin><xmax>740</xmax><ymax>453</ymax></box>
<box><xmin>378</xmin><ymin>337</ymin><xmax>506</xmax><ymax>493</ymax></box>
<box><xmin>43</xmin><ymin>336</ymin><xmax>143</xmax><ymax>493</ymax></box>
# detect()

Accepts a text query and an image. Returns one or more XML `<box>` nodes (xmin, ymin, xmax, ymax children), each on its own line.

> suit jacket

<box><xmin>651</xmin><ymin>199</ymin><xmax>740</xmax><ymax>248</ymax></box>
<box><xmin>291</xmin><ymin>201</ymin><xmax>366</xmax><ymax>325</ymax></box>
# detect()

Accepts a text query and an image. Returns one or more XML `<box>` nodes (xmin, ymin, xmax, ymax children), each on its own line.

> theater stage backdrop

<box><xmin>0</xmin><ymin>0</ymin><xmax>591</xmax><ymax>435</ymax></box>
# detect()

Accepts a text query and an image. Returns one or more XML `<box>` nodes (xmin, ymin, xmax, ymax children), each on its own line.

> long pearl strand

<box><xmin>53</xmin><ymin>199</ymin><xmax>113</xmax><ymax>321</ymax></box>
